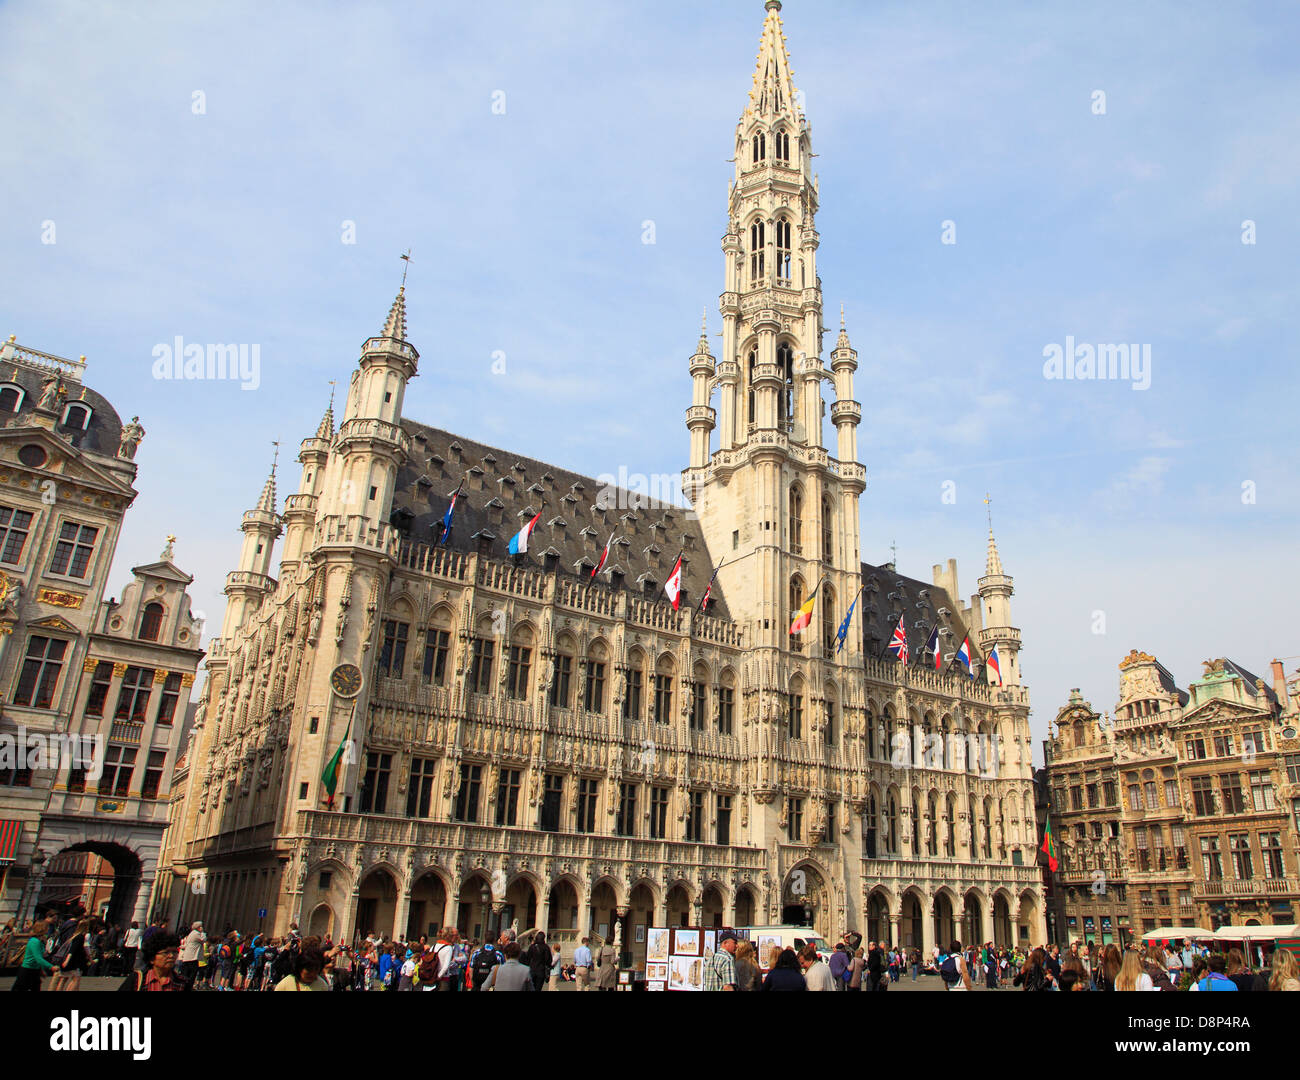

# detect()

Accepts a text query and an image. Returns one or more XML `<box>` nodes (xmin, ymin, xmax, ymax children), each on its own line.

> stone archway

<box><xmin>701</xmin><ymin>884</ymin><xmax>725</xmax><ymax>928</ymax></box>
<box><xmin>962</xmin><ymin>891</ymin><xmax>983</xmax><ymax>946</ymax></box>
<box><xmin>547</xmin><ymin>878</ymin><xmax>580</xmax><ymax>933</ymax></box>
<box><xmin>308</xmin><ymin>902</ymin><xmax>334</xmax><ymax>939</ymax></box>
<box><xmin>900</xmin><ymin>891</ymin><xmax>924</xmax><ymax>949</ymax></box>
<box><xmin>40</xmin><ymin>841</ymin><xmax>142</xmax><ymax>927</ymax></box>
<box><xmin>932</xmin><ymin>890</ymin><xmax>956</xmax><ymax>949</ymax></box>
<box><xmin>354</xmin><ymin>867</ymin><xmax>398</xmax><ymax>941</ymax></box>
<box><xmin>458</xmin><ymin>873</ymin><xmax>495</xmax><ymax>942</ymax></box>
<box><xmin>406</xmin><ymin>871</ymin><xmax>448</xmax><ymax>941</ymax></box>
<box><xmin>733</xmin><ymin>885</ymin><xmax>757</xmax><ymax>927</ymax></box>
<box><xmin>993</xmin><ymin>893</ymin><xmax>1013</xmax><ymax>948</ymax></box>
<box><xmin>782</xmin><ymin>862</ymin><xmax>831</xmax><ymax>937</ymax></box>
<box><xmin>589</xmin><ymin>880</ymin><xmax>619</xmax><ymax>945</ymax></box>
<box><xmin>627</xmin><ymin>881</ymin><xmax>657</xmax><ymax>967</ymax></box>
<box><xmin>866</xmin><ymin>890</ymin><xmax>890</xmax><ymax>943</ymax></box>
<box><xmin>503</xmin><ymin>875</ymin><xmax>538</xmax><ymax>937</ymax></box>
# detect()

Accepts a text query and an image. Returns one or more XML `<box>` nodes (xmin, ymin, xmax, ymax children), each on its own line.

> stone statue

<box><xmin>118</xmin><ymin>416</ymin><xmax>145</xmax><ymax>459</ymax></box>
<box><xmin>38</xmin><ymin>374</ymin><xmax>66</xmax><ymax>411</ymax></box>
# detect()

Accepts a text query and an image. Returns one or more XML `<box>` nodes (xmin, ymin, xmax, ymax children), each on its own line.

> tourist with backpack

<box><xmin>416</xmin><ymin>945</ymin><xmax>441</xmax><ymax>991</ymax></box>
<box><xmin>469</xmin><ymin>940</ymin><xmax>502</xmax><ymax>990</ymax></box>
<box><xmin>939</xmin><ymin>939</ymin><xmax>973</xmax><ymax>991</ymax></box>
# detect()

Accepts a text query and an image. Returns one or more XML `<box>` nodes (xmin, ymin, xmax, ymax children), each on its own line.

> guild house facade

<box><xmin>1044</xmin><ymin>651</ymin><xmax>1300</xmax><ymax>944</ymax></box>
<box><xmin>0</xmin><ymin>336</ymin><xmax>202</xmax><ymax>928</ymax></box>
<box><xmin>161</xmin><ymin>2</ymin><xmax>1046</xmax><ymax>964</ymax></box>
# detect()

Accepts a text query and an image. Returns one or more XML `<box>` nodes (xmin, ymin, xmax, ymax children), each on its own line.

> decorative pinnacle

<box><xmin>984</xmin><ymin>494</ymin><xmax>1004</xmax><ymax>576</ymax></box>
<box><xmin>381</xmin><ymin>279</ymin><xmax>408</xmax><ymax>341</ymax></box>
<box><xmin>255</xmin><ymin>444</ymin><xmax>279</xmax><ymax>513</ymax></box>
<box><xmin>316</xmin><ymin>385</ymin><xmax>336</xmax><ymax>439</ymax></box>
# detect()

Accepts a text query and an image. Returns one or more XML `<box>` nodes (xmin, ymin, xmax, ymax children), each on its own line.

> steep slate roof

<box><xmin>1153</xmin><ymin>659</ymin><xmax>1191</xmax><ymax>707</ymax></box>
<box><xmin>1221</xmin><ymin>658</ymin><xmax>1278</xmax><ymax>708</ymax></box>
<box><xmin>393</xmin><ymin>421</ymin><xmax>730</xmax><ymax>619</ymax></box>
<box><xmin>859</xmin><ymin>561</ymin><xmax>981</xmax><ymax>679</ymax></box>
<box><xmin>0</xmin><ymin>362</ymin><xmax>124</xmax><ymax>457</ymax></box>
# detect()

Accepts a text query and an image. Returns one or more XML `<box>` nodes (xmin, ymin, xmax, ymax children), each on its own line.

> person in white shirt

<box><xmin>178</xmin><ymin>922</ymin><xmax>206</xmax><ymax>984</ymax></box>
<box><xmin>799</xmin><ymin>945</ymin><xmax>835</xmax><ymax>990</ymax></box>
<box><xmin>122</xmin><ymin>922</ymin><xmax>143</xmax><ymax>973</ymax></box>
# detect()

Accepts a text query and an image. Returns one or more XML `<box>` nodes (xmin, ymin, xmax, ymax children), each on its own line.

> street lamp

<box><xmin>480</xmin><ymin>883</ymin><xmax>494</xmax><ymax>942</ymax></box>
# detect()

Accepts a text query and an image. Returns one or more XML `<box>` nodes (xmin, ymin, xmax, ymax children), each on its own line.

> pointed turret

<box><xmin>686</xmin><ymin>311</ymin><xmax>717</xmax><ymax>470</ymax></box>
<box><xmin>829</xmin><ymin>306</ymin><xmax>863</xmax><ymax>492</ymax></box>
<box><xmin>745</xmin><ymin>1</ymin><xmax>803</xmax><ymax>123</ymax></box>
<box><xmin>221</xmin><ymin>454</ymin><xmax>283</xmax><ymax>636</ymax></box>
<box><xmin>977</xmin><ymin>506</ymin><xmax>1021</xmax><ymax>687</ymax></box>
<box><xmin>381</xmin><ymin>285</ymin><xmax>408</xmax><ymax>342</ymax></box>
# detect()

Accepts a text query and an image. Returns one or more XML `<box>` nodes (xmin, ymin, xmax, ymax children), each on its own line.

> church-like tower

<box><xmin>686</xmin><ymin>0</ymin><xmax>865</xmax><ymax>659</ymax></box>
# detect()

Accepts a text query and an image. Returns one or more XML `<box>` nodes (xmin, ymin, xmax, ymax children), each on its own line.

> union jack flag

<box><xmin>886</xmin><ymin>613</ymin><xmax>908</xmax><ymax>664</ymax></box>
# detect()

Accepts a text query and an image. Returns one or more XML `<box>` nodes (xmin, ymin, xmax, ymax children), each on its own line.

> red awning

<box><xmin>0</xmin><ymin>819</ymin><xmax>21</xmax><ymax>864</ymax></box>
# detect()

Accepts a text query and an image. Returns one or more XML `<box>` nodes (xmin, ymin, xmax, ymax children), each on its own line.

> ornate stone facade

<box><xmin>0</xmin><ymin>337</ymin><xmax>202</xmax><ymax>926</ymax></box>
<box><xmin>161</xmin><ymin>2</ymin><xmax>1045</xmax><ymax>961</ymax></box>
<box><xmin>1044</xmin><ymin>652</ymin><xmax>1300</xmax><ymax>944</ymax></box>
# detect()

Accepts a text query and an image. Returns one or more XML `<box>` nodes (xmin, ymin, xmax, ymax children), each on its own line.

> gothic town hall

<box><xmin>160</xmin><ymin>1</ymin><xmax>1047</xmax><ymax>964</ymax></box>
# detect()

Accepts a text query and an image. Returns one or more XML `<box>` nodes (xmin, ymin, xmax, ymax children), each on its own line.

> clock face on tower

<box><xmin>330</xmin><ymin>663</ymin><xmax>363</xmax><ymax>698</ymax></box>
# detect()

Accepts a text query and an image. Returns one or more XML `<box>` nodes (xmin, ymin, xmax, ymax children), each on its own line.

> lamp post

<box><xmin>480</xmin><ymin>884</ymin><xmax>494</xmax><ymax>943</ymax></box>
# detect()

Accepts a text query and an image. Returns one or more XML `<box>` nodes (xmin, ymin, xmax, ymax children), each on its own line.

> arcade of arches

<box><xmin>864</xmin><ymin>885</ymin><xmax>1037</xmax><ymax>954</ymax></box>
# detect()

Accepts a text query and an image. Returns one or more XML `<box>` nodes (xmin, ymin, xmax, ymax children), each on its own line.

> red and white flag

<box><xmin>591</xmin><ymin>533</ymin><xmax>614</xmax><ymax>579</ymax></box>
<box><xmin>664</xmin><ymin>553</ymin><xmax>684</xmax><ymax>610</ymax></box>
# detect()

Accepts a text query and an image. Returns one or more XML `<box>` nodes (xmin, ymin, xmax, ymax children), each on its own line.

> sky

<box><xmin>2</xmin><ymin>0</ymin><xmax>1297</xmax><ymax>759</ymax></box>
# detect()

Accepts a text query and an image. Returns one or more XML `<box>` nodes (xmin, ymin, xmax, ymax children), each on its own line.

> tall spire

<box><xmin>316</xmin><ymin>382</ymin><xmax>336</xmax><ymax>438</ymax></box>
<box><xmin>984</xmin><ymin>493</ymin><xmax>1003</xmax><ymax>575</ymax></box>
<box><xmin>745</xmin><ymin>0</ymin><xmax>802</xmax><ymax>122</ymax></box>
<box><xmin>381</xmin><ymin>285</ymin><xmax>408</xmax><ymax>342</ymax></box>
<box><xmin>256</xmin><ymin>444</ymin><xmax>279</xmax><ymax>513</ymax></box>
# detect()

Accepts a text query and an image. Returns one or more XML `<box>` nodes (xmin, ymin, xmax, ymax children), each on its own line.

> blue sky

<box><xmin>2</xmin><ymin>0</ymin><xmax>1296</xmax><ymax>755</ymax></box>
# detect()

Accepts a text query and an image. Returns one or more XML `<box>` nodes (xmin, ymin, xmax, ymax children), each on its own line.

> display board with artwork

<box><xmin>643</xmin><ymin>927</ymin><xmax>747</xmax><ymax>991</ymax></box>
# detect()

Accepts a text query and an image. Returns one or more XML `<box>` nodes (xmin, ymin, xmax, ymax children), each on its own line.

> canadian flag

<box><xmin>664</xmin><ymin>554</ymin><xmax>683</xmax><ymax>610</ymax></box>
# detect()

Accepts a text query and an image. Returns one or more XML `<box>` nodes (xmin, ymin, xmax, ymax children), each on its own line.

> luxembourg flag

<box><xmin>956</xmin><ymin>636</ymin><xmax>974</xmax><ymax>679</ymax></box>
<box><xmin>664</xmin><ymin>553</ymin><xmax>684</xmax><ymax>610</ymax></box>
<box><xmin>925</xmin><ymin>625</ymin><xmax>941</xmax><ymax>670</ymax></box>
<box><xmin>987</xmin><ymin>644</ymin><xmax>1003</xmax><ymax>686</ymax></box>
<box><xmin>591</xmin><ymin>532</ymin><xmax>614</xmax><ymax>579</ymax></box>
<box><xmin>508</xmin><ymin>511</ymin><xmax>541</xmax><ymax>556</ymax></box>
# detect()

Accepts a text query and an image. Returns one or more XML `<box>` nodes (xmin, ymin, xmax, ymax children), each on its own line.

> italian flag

<box><xmin>1040</xmin><ymin>818</ymin><xmax>1058</xmax><ymax>872</ymax></box>
<box><xmin>321</xmin><ymin>720</ymin><xmax>352</xmax><ymax>809</ymax></box>
<box><xmin>789</xmin><ymin>583</ymin><xmax>819</xmax><ymax>635</ymax></box>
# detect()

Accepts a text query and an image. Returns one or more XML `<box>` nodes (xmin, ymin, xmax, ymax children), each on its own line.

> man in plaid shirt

<box><xmin>704</xmin><ymin>931</ymin><xmax>738</xmax><ymax>991</ymax></box>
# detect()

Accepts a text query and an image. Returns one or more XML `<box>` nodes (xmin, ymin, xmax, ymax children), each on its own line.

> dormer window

<box><xmin>61</xmin><ymin>402</ymin><xmax>92</xmax><ymax>431</ymax></box>
<box><xmin>0</xmin><ymin>384</ymin><xmax>24</xmax><ymax>414</ymax></box>
<box><xmin>752</xmin><ymin>131</ymin><xmax>766</xmax><ymax>164</ymax></box>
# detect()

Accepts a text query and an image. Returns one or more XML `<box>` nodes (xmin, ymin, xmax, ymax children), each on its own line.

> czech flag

<box><xmin>789</xmin><ymin>583</ymin><xmax>819</xmax><ymax>635</ymax></box>
<box><xmin>886</xmin><ymin>614</ymin><xmax>908</xmax><ymax>664</ymax></box>
<box><xmin>508</xmin><ymin>511</ymin><xmax>541</xmax><ymax>556</ymax></box>
<box><xmin>987</xmin><ymin>644</ymin><xmax>1002</xmax><ymax>686</ymax></box>
<box><xmin>664</xmin><ymin>553</ymin><xmax>684</xmax><ymax>610</ymax></box>
<box><xmin>956</xmin><ymin>635</ymin><xmax>974</xmax><ymax>679</ymax></box>
<box><xmin>439</xmin><ymin>481</ymin><xmax>463</xmax><ymax>546</ymax></box>
<box><xmin>1041</xmin><ymin>819</ymin><xmax>1058</xmax><ymax>872</ymax></box>
<box><xmin>591</xmin><ymin>532</ymin><xmax>614</xmax><ymax>579</ymax></box>
<box><xmin>925</xmin><ymin>625</ymin><xmax>941</xmax><ymax>670</ymax></box>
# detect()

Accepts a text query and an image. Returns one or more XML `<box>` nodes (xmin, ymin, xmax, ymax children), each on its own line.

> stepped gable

<box><xmin>859</xmin><ymin>560</ymin><xmax>974</xmax><ymax>666</ymax></box>
<box><xmin>394</xmin><ymin>420</ymin><xmax>730</xmax><ymax>619</ymax></box>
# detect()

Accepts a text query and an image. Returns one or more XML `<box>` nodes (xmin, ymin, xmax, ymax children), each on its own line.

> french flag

<box><xmin>956</xmin><ymin>636</ymin><xmax>974</xmax><ymax>679</ymax></box>
<box><xmin>439</xmin><ymin>481</ymin><xmax>464</xmax><ymax>545</ymax></box>
<box><xmin>508</xmin><ymin>511</ymin><xmax>541</xmax><ymax>556</ymax></box>
<box><xmin>925</xmin><ymin>626</ymin><xmax>941</xmax><ymax>670</ymax></box>
<box><xmin>987</xmin><ymin>644</ymin><xmax>1003</xmax><ymax>686</ymax></box>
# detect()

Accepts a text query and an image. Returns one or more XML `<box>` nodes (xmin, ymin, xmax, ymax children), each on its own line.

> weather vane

<box><xmin>984</xmin><ymin>492</ymin><xmax>993</xmax><ymax>531</ymax></box>
<box><xmin>271</xmin><ymin>440</ymin><xmax>280</xmax><ymax>474</ymax></box>
<box><xmin>400</xmin><ymin>247</ymin><xmax>412</xmax><ymax>288</ymax></box>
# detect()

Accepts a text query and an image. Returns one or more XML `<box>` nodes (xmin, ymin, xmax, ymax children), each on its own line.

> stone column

<box><xmin>889</xmin><ymin>913</ymin><xmax>901</xmax><ymax>950</ymax></box>
<box><xmin>980</xmin><ymin>897</ymin><xmax>994</xmax><ymax>948</ymax></box>
<box><xmin>921</xmin><ymin>902</ymin><xmax>935</xmax><ymax>961</ymax></box>
<box><xmin>392</xmin><ymin>888</ymin><xmax>412</xmax><ymax>943</ymax></box>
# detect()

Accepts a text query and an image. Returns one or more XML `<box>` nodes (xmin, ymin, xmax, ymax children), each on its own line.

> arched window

<box><xmin>0</xmin><ymin>384</ymin><xmax>24</xmax><ymax>413</ymax></box>
<box><xmin>821</xmin><ymin>584</ymin><xmax>836</xmax><ymax>654</ymax></box>
<box><xmin>787</xmin><ymin>676</ymin><xmax>803</xmax><ymax>740</ymax></box>
<box><xmin>789</xmin><ymin>575</ymin><xmax>804</xmax><ymax>653</ymax></box>
<box><xmin>138</xmin><ymin>602</ymin><xmax>164</xmax><ymax>642</ymax></box>
<box><xmin>946</xmin><ymin>793</ymin><xmax>958</xmax><ymax>856</ymax></box>
<box><xmin>775</xmin><ymin>128</ymin><xmax>790</xmax><ymax>162</ymax></box>
<box><xmin>788</xmin><ymin>484</ymin><xmax>803</xmax><ymax>554</ymax></box>
<box><xmin>746</xmin><ymin>348</ymin><xmax>757</xmax><ymax>426</ymax></box>
<box><xmin>927</xmin><ymin>791</ymin><xmax>940</xmax><ymax>856</ymax></box>
<box><xmin>61</xmin><ymin>403</ymin><xmax>92</xmax><ymax>431</ymax></box>
<box><xmin>886</xmin><ymin>792</ymin><xmax>899</xmax><ymax>855</ymax></box>
<box><xmin>749</xmin><ymin>220</ymin><xmax>765</xmax><ymax>285</ymax></box>
<box><xmin>864</xmin><ymin>791</ymin><xmax>878</xmax><ymax>858</ymax></box>
<box><xmin>821</xmin><ymin>495</ymin><xmax>834</xmax><ymax>564</ymax></box>
<box><xmin>775</xmin><ymin>216</ymin><xmax>792</xmax><ymax>283</ymax></box>
<box><xmin>982</xmin><ymin>798</ymin><xmax>993</xmax><ymax>859</ymax></box>
<box><xmin>823</xmin><ymin>696</ymin><xmax>836</xmax><ymax>747</ymax></box>
<box><xmin>777</xmin><ymin>342</ymin><xmax>794</xmax><ymax>425</ymax></box>
<box><xmin>752</xmin><ymin>131</ymin><xmax>766</xmax><ymax>165</ymax></box>
<box><xmin>909</xmin><ymin>787</ymin><xmax>921</xmax><ymax>857</ymax></box>
<box><xmin>866</xmin><ymin>705</ymin><xmax>877</xmax><ymax>759</ymax></box>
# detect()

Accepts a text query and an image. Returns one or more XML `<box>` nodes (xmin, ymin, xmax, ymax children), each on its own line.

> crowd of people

<box><xmin>7</xmin><ymin>908</ymin><xmax>1299</xmax><ymax>993</ymax></box>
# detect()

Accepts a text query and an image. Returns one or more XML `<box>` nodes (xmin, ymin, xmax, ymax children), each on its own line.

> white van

<box><xmin>737</xmin><ymin>925</ymin><xmax>834</xmax><ymax>968</ymax></box>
